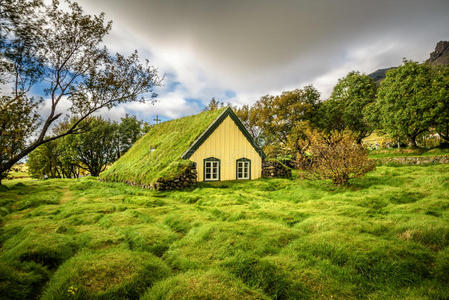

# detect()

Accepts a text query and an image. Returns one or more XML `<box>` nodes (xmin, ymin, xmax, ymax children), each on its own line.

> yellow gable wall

<box><xmin>189</xmin><ymin>115</ymin><xmax>262</xmax><ymax>181</ymax></box>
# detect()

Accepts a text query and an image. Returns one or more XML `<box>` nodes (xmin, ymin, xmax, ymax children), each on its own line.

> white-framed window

<box><xmin>204</xmin><ymin>157</ymin><xmax>220</xmax><ymax>181</ymax></box>
<box><xmin>236</xmin><ymin>158</ymin><xmax>250</xmax><ymax>180</ymax></box>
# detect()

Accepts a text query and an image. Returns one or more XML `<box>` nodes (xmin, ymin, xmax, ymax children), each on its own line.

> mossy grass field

<box><xmin>1</xmin><ymin>165</ymin><xmax>449</xmax><ymax>299</ymax></box>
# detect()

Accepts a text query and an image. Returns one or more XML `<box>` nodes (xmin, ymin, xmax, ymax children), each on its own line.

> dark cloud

<box><xmin>78</xmin><ymin>0</ymin><xmax>449</xmax><ymax>112</ymax></box>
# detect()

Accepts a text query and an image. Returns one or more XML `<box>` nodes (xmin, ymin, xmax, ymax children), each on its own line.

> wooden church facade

<box><xmin>182</xmin><ymin>107</ymin><xmax>265</xmax><ymax>182</ymax></box>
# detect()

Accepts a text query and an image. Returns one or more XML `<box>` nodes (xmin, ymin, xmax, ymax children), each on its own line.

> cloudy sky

<box><xmin>76</xmin><ymin>0</ymin><xmax>449</xmax><ymax>122</ymax></box>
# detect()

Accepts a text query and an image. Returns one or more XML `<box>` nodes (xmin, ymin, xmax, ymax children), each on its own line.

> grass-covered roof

<box><xmin>100</xmin><ymin>108</ymin><xmax>225</xmax><ymax>186</ymax></box>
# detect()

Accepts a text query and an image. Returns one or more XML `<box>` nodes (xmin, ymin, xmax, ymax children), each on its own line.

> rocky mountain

<box><xmin>426</xmin><ymin>41</ymin><xmax>449</xmax><ymax>66</ymax></box>
<box><xmin>368</xmin><ymin>40</ymin><xmax>449</xmax><ymax>82</ymax></box>
<box><xmin>367</xmin><ymin>67</ymin><xmax>395</xmax><ymax>82</ymax></box>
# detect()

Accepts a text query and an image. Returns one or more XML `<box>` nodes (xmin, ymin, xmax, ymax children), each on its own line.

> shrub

<box><xmin>297</xmin><ymin>130</ymin><xmax>376</xmax><ymax>185</ymax></box>
<box><xmin>41</xmin><ymin>249</ymin><xmax>170</xmax><ymax>300</ymax></box>
<box><xmin>142</xmin><ymin>269</ymin><xmax>268</xmax><ymax>300</ymax></box>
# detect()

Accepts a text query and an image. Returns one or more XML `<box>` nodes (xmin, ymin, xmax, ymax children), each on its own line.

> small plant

<box><xmin>67</xmin><ymin>286</ymin><xmax>77</xmax><ymax>296</ymax></box>
<box><xmin>297</xmin><ymin>130</ymin><xmax>376</xmax><ymax>185</ymax></box>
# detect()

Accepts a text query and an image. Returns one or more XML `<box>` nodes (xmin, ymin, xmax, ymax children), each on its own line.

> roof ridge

<box><xmin>181</xmin><ymin>106</ymin><xmax>265</xmax><ymax>160</ymax></box>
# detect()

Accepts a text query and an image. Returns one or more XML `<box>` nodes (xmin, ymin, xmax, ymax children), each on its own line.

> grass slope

<box><xmin>100</xmin><ymin>108</ymin><xmax>224</xmax><ymax>186</ymax></box>
<box><xmin>1</xmin><ymin>165</ymin><xmax>449</xmax><ymax>299</ymax></box>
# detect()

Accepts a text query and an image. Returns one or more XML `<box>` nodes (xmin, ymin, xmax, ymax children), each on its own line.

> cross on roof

<box><xmin>153</xmin><ymin>114</ymin><xmax>161</xmax><ymax>124</ymax></box>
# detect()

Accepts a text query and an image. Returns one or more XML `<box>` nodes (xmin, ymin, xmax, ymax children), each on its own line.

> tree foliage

<box><xmin>236</xmin><ymin>85</ymin><xmax>320</xmax><ymax>158</ymax></box>
<box><xmin>298</xmin><ymin>130</ymin><xmax>376</xmax><ymax>185</ymax></box>
<box><xmin>67</xmin><ymin>117</ymin><xmax>116</xmax><ymax>177</ymax></box>
<box><xmin>204</xmin><ymin>97</ymin><xmax>224</xmax><ymax>111</ymax></box>
<box><xmin>374</xmin><ymin>60</ymin><xmax>439</xmax><ymax>148</ymax></box>
<box><xmin>28</xmin><ymin>116</ymin><xmax>147</xmax><ymax>178</ymax></box>
<box><xmin>432</xmin><ymin>65</ymin><xmax>449</xmax><ymax>143</ymax></box>
<box><xmin>112</xmin><ymin>114</ymin><xmax>146</xmax><ymax>159</ymax></box>
<box><xmin>0</xmin><ymin>0</ymin><xmax>160</xmax><ymax>182</ymax></box>
<box><xmin>319</xmin><ymin>71</ymin><xmax>376</xmax><ymax>143</ymax></box>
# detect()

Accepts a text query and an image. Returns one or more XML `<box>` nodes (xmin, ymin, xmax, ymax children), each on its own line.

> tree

<box><xmin>67</xmin><ymin>117</ymin><xmax>116</xmax><ymax>176</ymax></box>
<box><xmin>0</xmin><ymin>0</ymin><xmax>160</xmax><ymax>183</ymax></box>
<box><xmin>28</xmin><ymin>137</ymin><xmax>82</xmax><ymax>179</ymax></box>
<box><xmin>298</xmin><ymin>130</ymin><xmax>376</xmax><ymax>185</ymax></box>
<box><xmin>234</xmin><ymin>104</ymin><xmax>264</xmax><ymax>145</ymax></box>
<box><xmin>433</xmin><ymin>65</ymin><xmax>449</xmax><ymax>144</ymax></box>
<box><xmin>319</xmin><ymin>71</ymin><xmax>377</xmax><ymax>143</ymax></box>
<box><xmin>251</xmin><ymin>85</ymin><xmax>320</xmax><ymax>157</ymax></box>
<box><xmin>204</xmin><ymin>97</ymin><xmax>223</xmax><ymax>111</ymax></box>
<box><xmin>28</xmin><ymin>120</ymin><xmax>82</xmax><ymax>179</ymax></box>
<box><xmin>112</xmin><ymin>114</ymin><xmax>145</xmax><ymax>159</ymax></box>
<box><xmin>27</xmin><ymin>115</ymin><xmax>145</xmax><ymax>178</ymax></box>
<box><xmin>27</xmin><ymin>140</ymin><xmax>61</xmax><ymax>178</ymax></box>
<box><xmin>374</xmin><ymin>60</ymin><xmax>437</xmax><ymax>148</ymax></box>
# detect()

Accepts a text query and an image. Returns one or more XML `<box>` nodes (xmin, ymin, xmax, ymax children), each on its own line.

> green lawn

<box><xmin>1</xmin><ymin>165</ymin><xmax>449</xmax><ymax>299</ymax></box>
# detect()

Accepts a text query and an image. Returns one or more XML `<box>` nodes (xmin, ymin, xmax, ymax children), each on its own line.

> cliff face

<box><xmin>426</xmin><ymin>41</ymin><xmax>449</xmax><ymax>66</ymax></box>
<box><xmin>368</xmin><ymin>40</ymin><xmax>449</xmax><ymax>82</ymax></box>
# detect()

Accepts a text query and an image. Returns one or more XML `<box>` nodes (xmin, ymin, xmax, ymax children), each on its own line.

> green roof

<box><xmin>100</xmin><ymin>108</ymin><xmax>225</xmax><ymax>186</ymax></box>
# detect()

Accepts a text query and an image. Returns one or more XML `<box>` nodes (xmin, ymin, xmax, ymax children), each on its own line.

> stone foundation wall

<box><xmin>153</xmin><ymin>164</ymin><xmax>197</xmax><ymax>191</ymax></box>
<box><xmin>262</xmin><ymin>160</ymin><xmax>292</xmax><ymax>178</ymax></box>
<box><xmin>114</xmin><ymin>163</ymin><xmax>197</xmax><ymax>191</ymax></box>
<box><xmin>378</xmin><ymin>155</ymin><xmax>449</xmax><ymax>166</ymax></box>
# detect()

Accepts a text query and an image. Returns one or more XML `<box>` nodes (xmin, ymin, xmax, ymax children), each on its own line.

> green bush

<box><xmin>142</xmin><ymin>269</ymin><xmax>269</xmax><ymax>300</ymax></box>
<box><xmin>41</xmin><ymin>249</ymin><xmax>170</xmax><ymax>300</ymax></box>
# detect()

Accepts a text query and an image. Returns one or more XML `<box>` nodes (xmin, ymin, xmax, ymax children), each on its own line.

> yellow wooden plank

<box><xmin>190</xmin><ymin>116</ymin><xmax>262</xmax><ymax>181</ymax></box>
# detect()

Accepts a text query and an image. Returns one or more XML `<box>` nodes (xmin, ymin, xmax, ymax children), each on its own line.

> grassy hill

<box><xmin>1</xmin><ymin>165</ymin><xmax>449</xmax><ymax>299</ymax></box>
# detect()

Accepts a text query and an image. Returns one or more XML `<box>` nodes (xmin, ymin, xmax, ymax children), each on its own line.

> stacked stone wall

<box><xmin>377</xmin><ymin>156</ymin><xmax>449</xmax><ymax>166</ymax></box>
<box><xmin>262</xmin><ymin>160</ymin><xmax>292</xmax><ymax>178</ymax></box>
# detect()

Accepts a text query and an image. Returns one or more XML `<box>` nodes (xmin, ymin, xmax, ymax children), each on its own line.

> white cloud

<box><xmin>76</xmin><ymin>0</ymin><xmax>449</xmax><ymax>119</ymax></box>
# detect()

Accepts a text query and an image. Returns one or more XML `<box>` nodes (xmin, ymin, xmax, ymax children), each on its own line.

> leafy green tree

<box><xmin>27</xmin><ymin>140</ymin><xmax>61</xmax><ymax>178</ymax></box>
<box><xmin>375</xmin><ymin>60</ymin><xmax>438</xmax><ymax>148</ymax></box>
<box><xmin>319</xmin><ymin>71</ymin><xmax>377</xmax><ymax>143</ymax></box>
<box><xmin>433</xmin><ymin>65</ymin><xmax>449</xmax><ymax>143</ymax></box>
<box><xmin>67</xmin><ymin>117</ymin><xmax>116</xmax><ymax>176</ymax></box>
<box><xmin>113</xmin><ymin>114</ymin><xmax>145</xmax><ymax>159</ymax></box>
<box><xmin>251</xmin><ymin>85</ymin><xmax>320</xmax><ymax>157</ymax></box>
<box><xmin>28</xmin><ymin>120</ymin><xmax>82</xmax><ymax>178</ymax></box>
<box><xmin>0</xmin><ymin>0</ymin><xmax>160</xmax><ymax>183</ymax></box>
<box><xmin>234</xmin><ymin>104</ymin><xmax>264</xmax><ymax>145</ymax></box>
<box><xmin>204</xmin><ymin>97</ymin><xmax>224</xmax><ymax>111</ymax></box>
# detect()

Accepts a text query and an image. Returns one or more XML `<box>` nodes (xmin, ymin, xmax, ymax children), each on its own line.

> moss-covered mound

<box><xmin>100</xmin><ymin>108</ymin><xmax>225</xmax><ymax>186</ymax></box>
<box><xmin>142</xmin><ymin>269</ymin><xmax>269</xmax><ymax>300</ymax></box>
<box><xmin>41</xmin><ymin>249</ymin><xmax>170</xmax><ymax>300</ymax></box>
